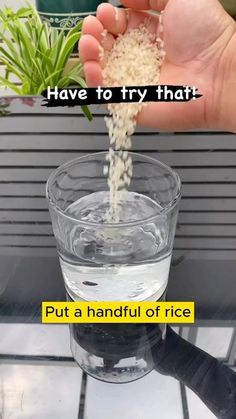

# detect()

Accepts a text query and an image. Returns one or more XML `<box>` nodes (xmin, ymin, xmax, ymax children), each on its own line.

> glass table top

<box><xmin>1</xmin><ymin>246</ymin><xmax>236</xmax><ymax>418</ymax></box>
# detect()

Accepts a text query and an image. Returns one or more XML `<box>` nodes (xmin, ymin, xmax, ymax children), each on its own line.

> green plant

<box><xmin>0</xmin><ymin>5</ymin><xmax>92</xmax><ymax>120</ymax></box>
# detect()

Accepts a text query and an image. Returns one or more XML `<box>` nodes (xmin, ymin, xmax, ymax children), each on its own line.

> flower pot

<box><xmin>36</xmin><ymin>0</ymin><xmax>108</xmax><ymax>29</ymax></box>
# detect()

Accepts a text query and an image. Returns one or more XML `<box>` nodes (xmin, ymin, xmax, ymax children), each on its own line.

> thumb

<box><xmin>121</xmin><ymin>0</ymin><xmax>168</xmax><ymax>11</ymax></box>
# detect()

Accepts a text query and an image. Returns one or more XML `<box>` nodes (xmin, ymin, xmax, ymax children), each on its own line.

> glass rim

<box><xmin>46</xmin><ymin>151</ymin><xmax>181</xmax><ymax>228</ymax></box>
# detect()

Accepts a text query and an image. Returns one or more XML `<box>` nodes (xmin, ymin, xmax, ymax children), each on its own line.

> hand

<box><xmin>80</xmin><ymin>0</ymin><xmax>236</xmax><ymax>131</ymax></box>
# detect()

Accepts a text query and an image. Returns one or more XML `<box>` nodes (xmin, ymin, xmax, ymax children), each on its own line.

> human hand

<box><xmin>80</xmin><ymin>0</ymin><xmax>236</xmax><ymax>131</ymax></box>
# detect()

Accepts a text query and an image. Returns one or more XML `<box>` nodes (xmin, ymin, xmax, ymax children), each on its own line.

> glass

<box><xmin>46</xmin><ymin>152</ymin><xmax>181</xmax><ymax>383</ymax></box>
<box><xmin>68</xmin><ymin>290</ymin><xmax>167</xmax><ymax>384</ymax></box>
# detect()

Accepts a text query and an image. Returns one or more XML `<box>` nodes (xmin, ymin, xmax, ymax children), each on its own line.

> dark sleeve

<box><xmin>152</xmin><ymin>327</ymin><xmax>236</xmax><ymax>419</ymax></box>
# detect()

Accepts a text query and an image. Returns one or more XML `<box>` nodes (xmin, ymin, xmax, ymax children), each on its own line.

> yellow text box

<box><xmin>42</xmin><ymin>302</ymin><xmax>195</xmax><ymax>324</ymax></box>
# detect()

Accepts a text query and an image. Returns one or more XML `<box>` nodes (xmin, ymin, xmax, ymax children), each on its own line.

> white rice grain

<box><xmin>102</xmin><ymin>18</ymin><xmax>165</xmax><ymax>222</ymax></box>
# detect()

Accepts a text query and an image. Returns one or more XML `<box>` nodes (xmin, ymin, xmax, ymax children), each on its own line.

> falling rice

<box><xmin>101</xmin><ymin>16</ymin><xmax>165</xmax><ymax>222</ymax></box>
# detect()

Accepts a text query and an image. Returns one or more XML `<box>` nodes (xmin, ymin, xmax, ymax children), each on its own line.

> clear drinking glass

<box><xmin>46</xmin><ymin>152</ymin><xmax>181</xmax><ymax>383</ymax></box>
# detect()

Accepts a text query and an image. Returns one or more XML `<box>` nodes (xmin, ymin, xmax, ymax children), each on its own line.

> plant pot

<box><xmin>36</xmin><ymin>0</ymin><xmax>108</xmax><ymax>29</ymax></box>
<box><xmin>220</xmin><ymin>0</ymin><xmax>236</xmax><ymax>16</ymax></box>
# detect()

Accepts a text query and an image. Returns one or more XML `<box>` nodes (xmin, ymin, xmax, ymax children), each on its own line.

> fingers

<box><xmin>121</xmin><ymin>0</ymin><xmax>168</xmax><ymax>11</ymax></box>
<box><xmin>97</xmin><ymin>3</ymin><xmax>128</xmax><ymax>36</ymax></box>
<box><xmin>80</xmin><ymin>1</ymin><xmax>163</xmax><ymax>87</ymax></box>
<box><xmin>126</xmin><ymin>10</ymin><xmax>158</xmax><ymax>33</ymax></box>
<box><xmin>80</xmin><ymin>2</ymin><xmax>160</xmax><ymax>63</ymax></box>
<box><xmin>82</xmin><ymin>15</ymin><xmax>104</xmax><ymax>42</ymax></box>
<box><xmin>83</xmin><ymin>61</ymin><xmax>103</xmax><ymax>87</ymax></box>
<box><xmin>101</xmin><ymin>32</ymin><xmax>115</xmax><ymax>52</ymax></box>
<box><xmin>80</xmin><ymin>13</ymin><xmax>115</xmax><ymax>65</ymax></box>
<box><xmin>79</xmin><ymin>34</ymin><xmax>101</xmax><ymax>64</ymax></box>
<box><xmin>80</xmin><ymin>35</ymin><xmax>105</xmax><ymax>86</ymax></box>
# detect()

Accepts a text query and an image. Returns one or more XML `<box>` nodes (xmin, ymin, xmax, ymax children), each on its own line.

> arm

<box><xmin>154</xmin><ymin>327</ymin><xmax>236</xmax><ymax>419</ymax></box>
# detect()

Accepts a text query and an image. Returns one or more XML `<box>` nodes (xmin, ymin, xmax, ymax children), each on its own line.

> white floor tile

<box><xmin>85</xmin><ymin>371</ymin><xmax>183</xmax><ymax>419</ymax></box>
<box><xmin>196</xmin><ymin>328</ymin><xmax>233</xmax><ymax>358</ymax></box>
<box><xmin>0</xmin><ymin>324</ymin><xmax>71</xmax><ymax>357</ymax></box>
<box><xmin>187</xmin><ymin>388</ymin><xmax>217</xmax><ymax>419</ymax></box>
<box><xmin>172</xmin><ymin>327</ymin><xmax>180</xmax><ymax>334</ymax></box>
<box><xmin>0</xmin><ymin>364</ymin><xmax>82</xmax><ymax>419</ymax></box>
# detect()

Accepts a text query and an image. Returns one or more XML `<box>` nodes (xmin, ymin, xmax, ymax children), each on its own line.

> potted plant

<box><xmin>36</xmin><ymin>0</ymin><xmax>108</xmax><ymax>30</ymax></box>
<box><xmin>0</xmin><ymin>5</ymin><xmax>92</xmax><ymax>120</ymax></box>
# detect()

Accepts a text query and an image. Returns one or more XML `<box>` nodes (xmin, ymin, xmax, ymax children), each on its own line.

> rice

<box><xmin>102</xmin><ymin>17</ymin><xmax>165</xmax><ymax>222</ymax></box>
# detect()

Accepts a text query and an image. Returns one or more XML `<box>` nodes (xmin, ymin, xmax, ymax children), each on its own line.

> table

<box><xmin>1</xmin><ymin>97</ymin><xmax>236</xmax><ymax>418</ymax></box>
<box><xmin>1</xmin><ymin>248</ymin><xmax>236</xmax><ymax>418</ymax></box>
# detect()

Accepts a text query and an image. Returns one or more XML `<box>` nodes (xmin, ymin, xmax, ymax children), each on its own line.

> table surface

<box><xmin>1</xmin><ymin>233</ymin><xmax>236</xmax><ymax>419</ymax></box>
<box><xmin>1</xmin><ymin>98</ymin><xmax>236</xmax><ymax>419</ymax></box>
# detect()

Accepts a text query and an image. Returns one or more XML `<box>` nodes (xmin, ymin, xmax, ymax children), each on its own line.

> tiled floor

<box><xmin>0</xmin><ymin>364</ymin><xmax>82</xmax><ymax>419</ymax></box>
<box><xmin>85</xmin><ymin>372</ymin><xmax>184</xmax><ymax>419</ymax></box>
<box><xmin>0</xmin><ymin>324</ymin><xmax>71</xmax><ymax>357</ymax></box>
<box><xmin>1</xmin><ymin>325</ymin><xmax>235</xmax><ymax>418</ymax></box>
<box><xmin>187</xmin><ymin>388</ymin><xmax>217</xmax><ymax>419</ymax></box>
<box><xmin>195</xmin><ymin>327</ymin><xmax>234</xmax><ymax>359</ymax></box>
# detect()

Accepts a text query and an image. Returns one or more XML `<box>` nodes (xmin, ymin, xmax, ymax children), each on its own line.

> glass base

<box><xmin>68</xmin><ymin>291</ymin><xmax>167</xmax><ymax>384</ymax></box>
<box><xmin>71</xmin><ymin>336</ymin><xmax>154</xmax><ymax>384</ymax></box>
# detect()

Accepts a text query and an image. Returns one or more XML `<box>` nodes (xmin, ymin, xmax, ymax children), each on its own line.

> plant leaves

<box><xmin>0</xmin><ymin>4</ymin><xmax>92</xmax><ymax>119</ymax></box>
<box><xmin>0</xmin><ymin>75</ymin><xmax>22</xmax><ymax>94</ymax></box>
<box><xmin>54</xmin><ymin>33</ymin><xmax>80</xmax><ymax>75</ymax></box>
<box><xmin>16</xmin><ymin>7</ymin><xmax>32</xmax><ymax>18</ymax></box>
<box><xmin>81</xmin><ymin>105</ymin><xmax>93</xmax><ymax>121</ymax></box>
<box><xmin>68</xmin><ymin>21</ymin><xmax>83</xmax><ymax>37</ymax></box>
<box><xmin>68</xmin><ymin>74</ymin><xmax>87</xmax><ymax>88</ymax></box>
